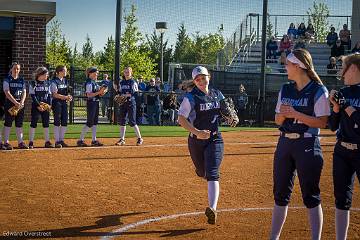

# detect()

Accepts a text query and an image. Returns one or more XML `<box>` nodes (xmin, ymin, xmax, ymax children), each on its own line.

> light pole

<box><xmin>156</xmin><ymin>22</ymin><xmax>167</xmax><ymax>84</ymax></box>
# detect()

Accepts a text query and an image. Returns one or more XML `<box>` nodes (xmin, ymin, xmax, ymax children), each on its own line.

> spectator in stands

<box><xmin>339</xmin><ymin>24</ymin><xmax>351</xmax><ymax>50</ymax></box>
<box><xmin>155</xmin><ymin>77</ymin><xmax>162</xmax><ymax>90</ymax></box>
<box><xmin>297</xmin><ymin>23</ymin><xmax>306</xmax><ymax>39</ymax></box>
<box><xmin>279</xmin><ymin>34</ymin><xmax>292</xmax><ymax>55</ymax></box>
<box><xmin>175</xmin><ymin>83</ymin><xmax>185</xmax><ymax>105</ymax></box>
<box><xmin>137</xmin><ymin>75</ymin><xmax>146</xmax><ymax>91</ymax></box>
<box><xmin>326</xmin><ymin>27</ymin><xmax>338</xmax><ymax>47</ymax></box>
<box><xmin>266</xmin><ymin>36</ymin><xmax>278</xmax><ymax>59</ymax></box>
<box><xmin>145</xmin><ymin>78</ymin><xmax>161</xmax><ymax>125</ymax></box>
<box><xmin>331</xmin><ymin>39</ymin><xmax>345</xmax><ymax>59</ymax></box>
<box><xmin>162</xmin><ymin>92</ymin><xmax>179</xmax><ymax>125</ymax></box>
<box><xmin>99</xmin><ymin>74</ymin><xmax>113</xmax><ymax>118</ymax></box>
<box><xmin>352</xmin><ymin>41</ymin><xmax>360</xmax><ymax>53</ymax></box>
<box><xmin>236</xmin><ymin>84</ymin><xmax>248</xmax><ymax>125</ymax></box>
<box><xmin>293</xmin><ymin>38</ymin><xmax>306</xmax><ymax>50</ymax></box>
<box><xmin>327</xmin><ymin>57</ymin><xmax>339</xmax><ymax>75</ymax></box>
<box><xmin>305</xmin><ymin>23</ymin><xmax>316</xmax><ymax>43</ymax></box>
<box><xmin>287</xmin><ymin>23</ymin><xmax>298</xmax><ymax>40</ymax></box>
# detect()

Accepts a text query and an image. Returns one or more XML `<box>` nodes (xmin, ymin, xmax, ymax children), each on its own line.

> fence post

<box><xmin>69</xmin><ymin>65</ymin><xmax>75</xmax><ymax>124</ymax></box>
<box><xmin>233</xmin><ymin>32</ymin><xmax>236</xmax><ymax>57</ymax></box>
<box><xmin>239</xmin><ymin>23</ymin><xmax>243</xmax><ymax>49</ymax></box>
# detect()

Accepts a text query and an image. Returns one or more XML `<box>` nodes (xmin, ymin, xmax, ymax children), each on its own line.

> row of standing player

<box><xmin>177</xmin><ymin>52</ymin><xmax>359</xmax><ymax>240</ymax></box>
<box><xmin>0</xmin><ymin>64</ymin><xmax>142</xmax><ymax>150</ymax></box>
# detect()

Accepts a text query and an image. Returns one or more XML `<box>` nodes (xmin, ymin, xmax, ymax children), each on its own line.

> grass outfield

<box><xmin>3</xmin><ymin>123</ymin><xmax>276</xmax><ymax>141</ymax></box>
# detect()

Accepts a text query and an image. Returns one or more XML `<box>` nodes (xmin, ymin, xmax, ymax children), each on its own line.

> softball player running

<box><xmin>115</xmin><ymin>67</ymin><xmax>143</xmax><ymax>146</ymax></box>
<box><xmin>77</xmin><ymin>67</ymin><xmax>105</xmax><ymax>147</ymax></box>
<box><xmin>28</xmin><ymin>67</ymin><xmax>53</xmax><ymax>148</ymax></box>
<box><xmin>51</xmin><ymin>65</ymin><xmax>72</xmax><ymax>148</ymax></box>
<box><xmin>270</xmin><ymin>49</ymin><xmax>330</xmax><ymax>240</ymax></box>
<box><xmin>2</xmin><ymin>62</ymin><xmax>28</xmax><ymax>150</ymax></box>
<box><xmin>178</xmin><ymin>66</ymin><xmax>225</xmax><ymax>225</ymax></box>
<box><xmin>328</xmin><ymin>53</ymin><xmax>360</xmax><ymax>240</ymax></box>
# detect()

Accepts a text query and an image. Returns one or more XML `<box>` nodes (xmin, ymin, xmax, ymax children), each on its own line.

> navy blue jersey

<box><xmin>179</xmin><ymin>86</ymin><xmax>225</xmax><ymax>133</ymax></box>
<box><xmin>3</xmin><ymin>74</ymin><xmax>26</xmax><ymax>101</ymax></box>
<box><xmin>50</xmin><ymin>77</ymin><xmax>68</xmax><ymax>96</ymax></box>
<box><xmin>119</xmin><ymin>79</ymin><xmax>138</xmax><ymax>101</ymax></box>
<box><xmin>145</xmin><ymin>85</ymin><xmax>161</xmax><ymax>105</ymax></box>
<box><xmin>329</xmin><ymin>84</ymin><xmax>360</xmax><ymax>144</ymax></box>
<box><xmin>29</xmin><ymin>80</ymin><xmax>51</xmax><ymax>105</ymax></box>
<box><xmin>275</xmin><ymin>80</ymin><xmax>330</xmax><ymax>135</ymax></box>
<box><xmin>85</xmin><ymin>78</ymin><xmax>100</xmax><ymax>101</ymax></box>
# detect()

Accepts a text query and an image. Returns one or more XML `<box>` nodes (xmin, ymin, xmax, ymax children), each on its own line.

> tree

<box><xmin>173</xmin><ymin>23</ymin><xmax>193</xmax><ymax>63</ymax></box>
<box><xmin>120</xmin><ymin>5</ymin><xmax>157</xmax><ymax>80</ymax></box>
<box><xmin>46</xmin><ymin>19</ymin><xmax>71</xmax><ymax>68</ymax></box>
<box><xmin>145</xmin><ymin>30</ymin><xmax>173</xmax><ymax>80</ymax></box>
<box><xmin>99</xmin><ymin>36</ymin><xmax>115</xmax><ymax>71</ymax></box>
<box><xmin>306</xmin><ymin>0</ymin><xmax>330</xmax><ymax>42</ymax></box>
<box><xmin>266</xmin><ymin>14</ymin><xmax>274</xmax><ymax>38</ymax></box>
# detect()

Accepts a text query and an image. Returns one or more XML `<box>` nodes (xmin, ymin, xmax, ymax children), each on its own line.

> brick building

<box><xmin>0</xmin><ymin>0</ymin><xmax>56</xmax><ymax>119</ymax></box>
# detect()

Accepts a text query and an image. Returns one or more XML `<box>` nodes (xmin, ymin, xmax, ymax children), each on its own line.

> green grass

<box><xmin>4</xmin><ymin>123</ymin><xmax>276</xmax><ymax>141</ymax></box>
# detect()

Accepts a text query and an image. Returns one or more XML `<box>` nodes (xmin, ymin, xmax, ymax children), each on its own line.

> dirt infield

<box><xmin>1</xmin><ymin>129</ymin><xmax>360</xmax><ymax>240</ymax></box>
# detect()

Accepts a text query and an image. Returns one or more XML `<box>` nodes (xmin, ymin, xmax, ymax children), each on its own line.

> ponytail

<box><xmin>293</xmin><ymin>49</ymin><xmax>323</xmax><ymax>85</ymax></box>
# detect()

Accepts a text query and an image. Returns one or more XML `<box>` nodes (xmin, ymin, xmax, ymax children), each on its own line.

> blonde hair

<box><xmin>292</xmin><ymin>48</ymin><xmax>323</xmax><ymax>85</ymax></box>
<box><xmin>33</xmin><ymin>67</ymin><xmax>48</xmax><ymax>80</ymax></box>
<box><xmin>342</xmin><ymin>53</ymin><xmax>360</xmax><ymax>72</ymax></box>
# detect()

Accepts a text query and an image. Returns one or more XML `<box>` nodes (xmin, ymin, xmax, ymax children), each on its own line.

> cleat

<box><xmin>18</xmin><ymin>142</ymin><xmax>29</xmax><ymax>149</ymax></box>
<box><xmin>136</xmin><ymin>138</ymin><xmax>143</xmax><ymax>146</ymax></box>
<box><xmin>28</xmin><ymin>141</ymin><xmax>34</xmax><ymax>149</ymax></box>
<box><xmin>0</xmin><ymin>143</ymin><xmax>6</xmax><ymax>150</ymax></box>
<box><xmin>44</xmin><ymin>141</ymin><xmax>54</xmax><ymax>148</ymax></box>
<box><xmin>3</xmin><ymin>143</ymin><xmax>13</xmax><ymax>150</ymax></box>
<box><xmin>55</xmin><ymin>142</ymin><xmax>62</xmax><ymax>148</ymax></box>
<box><xmin>60</xmin><ymin>141</ymin><xmax>69</xmax><ymax>147</ymax></box>
<box><xmin>76</xmin><ymin>140</ymin><xmax>88</xmax><ymax>147</ymax></box>
<box><xmin>91</xmin><ymin>140</ymin><xmax>103</xmax><ymax>147</ymax></box>
<box><xmin>205</xmin><ymin>207</ymin><xmax>217</xmax><ymax>225</ymax></box>
<box><xmin>115</xmin><ymin>139</ymin><xmax>125</xmax><ymax>146</ymax></box>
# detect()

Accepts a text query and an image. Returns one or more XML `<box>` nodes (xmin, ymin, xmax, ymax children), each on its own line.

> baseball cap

<box><xmin>88</xmin><ymin>67</ymin><xmax>98</xmax><ymax>74</ymax></box>
<box><xmin>192</xmin><ymin>66</ymin><xmax>209</xmax><ymax>80</ymax></box>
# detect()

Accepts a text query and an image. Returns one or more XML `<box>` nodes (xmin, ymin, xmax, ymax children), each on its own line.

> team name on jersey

<box><xmin>57</xmin><ymin>84</ymin><xmax>67</xmax><ymax>89</ymax></box>
<box><xmin>347</xmin><ymin>98</ymin><xmax>360</xmax><ymax>107</ymax></box>
<box><xmin>121</xmin><ymin>85</ymin><xmax>131</xmax><ymax>90</ymax></box>
<box><xmin>9</xmin><ymin>83</ymin><xmax>24</xmax><ymax>88</ymax></box>
<box><xmin>281</xmin><ymin>97</ymin><xmax>309</xmax><ymax>107</ymax></box>
<box><xmin>199</xmin><ymin>102</ymin><xmax>220</xmax><ymax>111</ymax></box>
<box><xmin>35</xmin><ymin>86</ymin><xmax>49</xmax><ymax>91</ymax></box>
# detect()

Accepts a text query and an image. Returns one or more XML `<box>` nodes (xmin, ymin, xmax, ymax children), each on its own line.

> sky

<box><xmin>45</xmin><ymin>0</ymin><xmax>353</xmax><ymax>52</ymax></box>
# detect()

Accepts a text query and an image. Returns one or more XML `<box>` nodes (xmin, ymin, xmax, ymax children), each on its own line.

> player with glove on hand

<box><xmin>178</xmin><ymin>66</ymin><xmax>235</xmax><ymax>225</ymax></box>
<box><xmin>28</xmin><ymin>67</ymin><xmax>53</xmax><ymax>149</ymax></box>
<box><xmin>2</xmin><ymin>62</ymin><xmax>28</xmax><ymax>150</ymax></box>
<box><xmin>328</xmin><ymin>53</ymin><xmax>360</xmax><ymax>240</ymax></box>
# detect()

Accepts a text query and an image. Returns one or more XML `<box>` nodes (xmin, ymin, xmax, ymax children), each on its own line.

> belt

<box><xmin>339</xmin><ymin>141</ymin><xmax>359</xmax><ymax>150</ymax></box>
<box><xmin>280</xmin><ymin>132</ymin><xmax>314</xmax><ymax>139</ymax></box>
<box><xmin>190</xmin><ymin>131</ymin><xmax>218</xmax><ymax>139</ymax></box>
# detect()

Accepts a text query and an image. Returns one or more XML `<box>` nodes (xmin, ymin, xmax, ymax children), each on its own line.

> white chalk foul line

<box><xmin>99</xmin><ymin>206</ymin><xmax>360</xmax><ymax>239</ymax></box>
<box><xmin>99</xmin><ymin>206</ymin><xmax>302</xmax><ymax>239</ymax></box>
<box><xmin>1</xmin><ymin>141</ymin><xmax>336</xmax><ymax>153</ymax></box>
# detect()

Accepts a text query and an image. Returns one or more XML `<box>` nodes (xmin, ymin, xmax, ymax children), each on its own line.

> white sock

<box><xmin>120</xmin><ymin>126</ymin><xmax>126</xmax><ymax>140</ymax></box>
<box><xmin>80</xmin><ymin>125</ymin><xmax>89</xmax><ymax>141</ymax></box>
<box><xmin>92</xmin><ymin>125</ymin><xmax>97</xmax><ymax>142</ymax></box>
<box><xmin>29</xmin><ymin>127</ymin><xmax>36</xmax><ymax>142</ymax></box>
<box><xmin>15</xmin><ymin>127</ymin><xmax>23</xmax><ymax>144</ymax></box>
<box><xmin>54</xmin><ymin>126</ymin><xmax>60</xmax><ymax>142</ymax></box>
<box><xmin>44</xmin><ymin>128</ymin><xmax>50</xmax><ymax>142</ymax></box>
<box><xmin>270</xmin><ymin>204</ymin><xmax>288</xmax><ymax>240</ymax></box>
<box><xmin>308</xmin><ymin>205</ymin><xmax>323</xmax><ymax>240</ymax></box>
<box><xmin>60</xmin><ymin>126</ymin><xmax>67</xmax><ymax>141</ymax></box>
<box><xmin>336</xmin><ymin>208</ymin><xmax>350</xmax><ymax>240</ymax></box>
<box><xmin>207</xmin><ymin>181</ymin><xmax>219</xmax><ymax>210</ymax></box>
<box><xmin>4</xmin><ymin>126</ymin><xmax>11</xmax><ymax>143</ymax></box>
<box><xmin>133</xmin><ymin>125</ymin><xmax>142</xmax><ymax>139</ymax></box>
